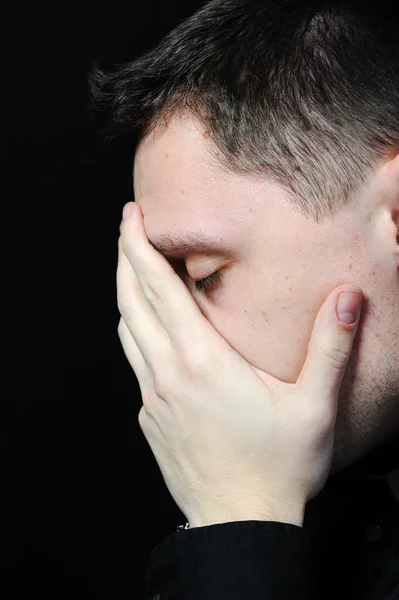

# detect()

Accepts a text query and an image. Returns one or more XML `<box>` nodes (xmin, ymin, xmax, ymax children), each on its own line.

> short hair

<box><xmin>87</xmin><ymin>0</ymin><xmax>399</xmax><ymax>222</ymax></box>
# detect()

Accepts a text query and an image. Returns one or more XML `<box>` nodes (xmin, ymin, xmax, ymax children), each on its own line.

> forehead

<box><xmin>133</xmin><ymin>116</ymin><xmax>258</xmax><ymax>240</ymax></box>
<box><xmin>132</xmin><ymin>114</ymin><xmax>294</xmax><ymax>257</ymax></box>
<box><xmin>133</xmin><ymin>114</ymin><xmax>224</xmax><ymax>201</ymax></box>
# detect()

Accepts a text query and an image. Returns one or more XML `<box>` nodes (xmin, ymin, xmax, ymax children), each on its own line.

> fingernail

<box><xmin>337</xmin><ymin>292</ymin><xmax>363</xmax><ymax>324</ymax></box>
<box><xmin>122</xmin><ymin>203</ymin><xmax>133</xmax><ymax>221</ymax></box>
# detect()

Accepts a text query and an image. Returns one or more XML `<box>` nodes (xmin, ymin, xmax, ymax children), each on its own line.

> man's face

<box><xmin>134</xmin><ymin>114</ymin><xmax>399</xmax><ymax>475</ymax></box>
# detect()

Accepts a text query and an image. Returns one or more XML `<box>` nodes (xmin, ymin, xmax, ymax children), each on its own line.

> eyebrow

<box><xmin>149</xmin><ymin>230</ymin><xmax>222</xmax><ymax>257</ymax></box>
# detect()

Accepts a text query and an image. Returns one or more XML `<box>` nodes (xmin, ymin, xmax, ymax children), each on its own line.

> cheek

<box><xmin>200</xmin><ymin>281</ymin><xmax>315</xmax><ymax>383</ymax></box>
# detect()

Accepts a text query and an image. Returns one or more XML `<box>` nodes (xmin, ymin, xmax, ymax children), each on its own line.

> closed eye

<box><xmin>168</xmin><ymin>259</ymin><xmax>222</xmax><ymax>295</ymax></box>
<box><xmin>194</xmin><ymin>271</ymin><xmax>221</xmax><ymax>293</ymax></box>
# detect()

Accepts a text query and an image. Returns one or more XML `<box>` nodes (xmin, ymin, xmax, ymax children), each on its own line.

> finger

<box><xmin>118</xmin><ymin>317</ymin><xmax>167</xmax><ymax>435</ymax></box>
<box><xmin>117</xmin><ymin>316</ymin><xmax>149</xmax><ymax>385</ymax></box>
<box><xmin>120</xmin><ymin>202</ymin><xmax>211</xmax><ymax>351</ymax></box>
<box><xmin>117</xmin><ymin>235</ymin><xmax>172</xmax><ymax>371</ymax></box>
<box><xmin>297</xmin><ymin>284</ymin><xmax>363</xmax><ymax>410</ymax></box>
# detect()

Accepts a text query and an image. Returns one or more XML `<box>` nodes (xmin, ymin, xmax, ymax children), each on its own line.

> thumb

<box><xmin>297</xmin><ymin>284</ymin><xmax>363</xmax><ymax>406</ymax></box>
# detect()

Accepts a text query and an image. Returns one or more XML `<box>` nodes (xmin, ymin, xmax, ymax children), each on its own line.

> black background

<box><xmin>1</xmin><ymin>2</ymin><xmax>204</xmax><ymax>598</ymax></box>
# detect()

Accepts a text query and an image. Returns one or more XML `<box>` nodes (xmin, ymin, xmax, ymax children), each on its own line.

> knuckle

<box><xmin>117</xmin><ymin>291</ymin><xmax>138</xmax><ymax>321</ymax></box>
<box><xmin>145</xmin><ymin>276</ymin><xmax>169</xmax><ymax>305</ymax></box>
<box><xmin>180</xmin><ymin>345</ymin><xmax>209</xmax><ymax>378</ymax></box>
<box><xmin>117</xmin><ymin>317</ymin><xmax>126</xmax><ymax>337</ymax></box>
<box><xmin>120</xmin><ymin>232</ymin><xmax>131</xmax><ymax>253</ymax></box>
<box><xmin>138</xmin><ymin>405</ymin><xmax>151</xmax><ymax>435</ymax></box>
<box><xmin>117</xmin><ymin>291</ymin><xmax>130</xmax><ymax>316</ymax></box>
<box><xmin>318</xmin><ymin>339</ymin><xmax>350</xmax><ymax>371</ymax></box>
<box><xmin>139</xmin><ymin>389</ymin><xmax>160</xmax><ymax>436</ymax></box>
<box><xmin>153</xmin><ymin>372</ymin><xmax>175</xmax><ymax>401</ymax></box>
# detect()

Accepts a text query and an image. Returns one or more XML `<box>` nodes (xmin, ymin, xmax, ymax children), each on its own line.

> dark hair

<box><xmin>87</xmin><ymin>0</ymin><xmax>399</xmax><ymax>222</ymax></box>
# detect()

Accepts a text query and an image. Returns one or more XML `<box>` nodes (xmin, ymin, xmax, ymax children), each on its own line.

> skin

<box><xmin>133</xmin><ymin>113</ymin><xmax>399</xmax><ymax>477</ymax></box>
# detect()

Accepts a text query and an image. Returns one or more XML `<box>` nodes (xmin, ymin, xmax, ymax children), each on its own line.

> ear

<box><xmin>388</xmin><ymin>155</ymin><xmax>399</xmax><ymax>266</ymax></box>
<box><xmin>374</xmin><ymin>153</ymin><xmax>399</xmax><ymax>266</ymax></box>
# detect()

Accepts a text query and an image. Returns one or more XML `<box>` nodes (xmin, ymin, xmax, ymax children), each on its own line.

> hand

<box><xmin>117</xmin><ymin>202</ymin><xmax>363</xmax><ymax>528</ymax></box>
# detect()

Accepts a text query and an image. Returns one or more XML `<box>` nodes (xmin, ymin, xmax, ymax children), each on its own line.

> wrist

<box><xmin>188</xmin><ymin>501</ymin><xmax>305</xmax><ymax>529</ymax></box>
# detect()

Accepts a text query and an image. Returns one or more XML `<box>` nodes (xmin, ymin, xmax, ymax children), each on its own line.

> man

<box><xmin>88</xmin><ymin>0</ymin><xmax>399</xmax><ymax>598</ymax></box>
